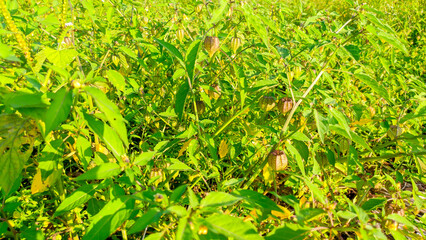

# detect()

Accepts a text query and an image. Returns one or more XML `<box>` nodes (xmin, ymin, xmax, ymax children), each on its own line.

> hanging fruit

<box><xmin>277</xmin><ymin>97</ymin><xmax>293</xmax><ymax>114</ymax></box>
<box><xmin>259</xmin><ymin>96</ymin><xmax>276</xmax><ymax>111</ymax></box>
<box><xmin>268</xmin><ymin>150</ymin><xmax>288</xmax><ymax>171</ymax></box>
<box><xmin>204</xmin><ymin>36</ymin><xmax>220</xmax><ymax>58</ymax></box>
<box><xmin>176</xmin><ymin>29</ymin><xmax>185</xmax><ymax>42</ymax></box>
<box><xmin>230</xmin><ymin>37</ymin><xmax>242</xmax><ymax>54</ymax></box>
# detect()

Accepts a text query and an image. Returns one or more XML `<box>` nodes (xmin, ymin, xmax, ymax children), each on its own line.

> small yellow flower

<box><xmin>198</xmin><ymin>225</ymin><xmax>208</xmax><ymax>235</ymax></box>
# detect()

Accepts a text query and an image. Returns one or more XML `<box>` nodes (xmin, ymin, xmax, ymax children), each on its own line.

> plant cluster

<box><xmin>0</xmin><ymin>0</ymin><xmax>425</xmax><ymax>239</ymax></box>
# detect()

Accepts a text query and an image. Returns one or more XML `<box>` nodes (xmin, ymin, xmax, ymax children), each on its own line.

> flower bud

<box><xmin>277</xmin><ymin>97</ymin><xmax>293</xmax><ymax>114</ymax></box>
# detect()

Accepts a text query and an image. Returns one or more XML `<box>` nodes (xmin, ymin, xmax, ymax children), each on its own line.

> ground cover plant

<box><xmin>0</xmin><ymin>0</ymin><xmax>425</xmax><ymax>239</ymax></box>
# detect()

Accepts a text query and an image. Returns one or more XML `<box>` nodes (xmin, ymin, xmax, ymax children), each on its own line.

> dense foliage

<box><xmin>0</xmin><ymin>0</ymin><xmax>425</xmax><ymax>239</ymax></box>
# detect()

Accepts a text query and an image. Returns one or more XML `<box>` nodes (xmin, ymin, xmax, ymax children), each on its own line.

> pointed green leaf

<box><xmin>83</xmin><ymin>196</ymin><xmax>135</xmax><ymax>240</ymax></box>
<box><xmin>119</xmin><ymin>46</ymin><xmax>138</xmax><ymax>60</ymax></box>
<box><xmin>154</xmin><ymin>38</ymin><xmax>184</xmax><ymax>66</ymax></box>
<box><xmin>85</xmin><ymin>86</ymin><xmax>128</xmax><ymax>147</ymax></box>
<box><xmin>106</xmin><ymin>70</ymin><xmax>126</xmax><ymax>93</ymax></box>
<box><xmin>0</xmin><ymin>114</ymin><xmax>34</xmax><ymax>195</ymax></box>
<box><xmin>128</xmin><ymin>209</ymin><xmax>163</xmax><ymax>235</ymax></box>
<box><xmin>75</xmin><ymin>162</ymin><xmax>122</xmax><ymax>181</ymax></box>
<box><xmin>354</xmin><ymin>73</ymin><xmax>390</xmax><ymax>102</ymax></box>
<box><xmin>329</xmin><ymin>108</ymin><xmax>351</xmax><ymax>138</ymax></box>
<box><xmin>44</xmin><ymin>47</ymin><xmax>78</xmax><ymax>69</ymax></box>
<box><xmin>133</xmin><ymin>151</ymin><xmax>156</xmax><ymax>166</ymax></box>
<box><xmin>266</xmin><ymin>223</ymin><xmax>309</xmax><ymax>240</ymax></box>
<box><xmin>207</xmin><ymin>0</ymin><xmax>229</xmax><ymax>27</ymax></box>
<box><xmin>175</xmin><ymin>82</ymin><xmax>190</xmax><ymax>121</ymax></box>
<box><xmin>54</xmin><ymin>184</ymin><xmax>99</xmax><ymax>217</ymax></box>
<box><xmin>4</xmin><ymin>91</ymin><xmax>50</xmax><ymax>109</ymax></box>
<box><xmin>83</xmin><ymin>112</ymin><xmax>125</xmax><ymax>158</ymax></box>
<box><xmin>185</xmin><ymin>39</ymin><xmax>201</xmax><ymax>82</ymax></box>
<box><xmin>203</xmin><ymin>214</ymin><xmax>262</xmax><ymax>240</ymax></box>
<box><xmin>200</xmin><ymin>192</ymin><xmax>242</xmax><ymax>208</ymax></box>
<box><xmin>314</xmin><ymin>110</ymin><xmax>327</xmax><ymax>144</ymax></box>
<box><xmin>304</xmin><ymin>179</ymin><xmax>326</xmax><ymax>205</ymax></box>
<box><xmin>42</xmin><ymin>87</ymin><xmax>73</xmax><ymax>137</ymax></box>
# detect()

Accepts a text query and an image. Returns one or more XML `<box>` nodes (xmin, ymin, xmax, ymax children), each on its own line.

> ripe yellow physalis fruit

<box><xmin>268</xmin><ymin>150</ymin><xmax>288</xmax><ymax>171</ymax></box>
<box><xmin>204</xmin><ymin>36</ymin><xmax>220</xmax><ymax>58</ymax></box>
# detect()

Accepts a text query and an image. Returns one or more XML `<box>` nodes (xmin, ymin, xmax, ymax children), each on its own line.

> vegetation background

<box><xmin>0</xmin><ymin>0</ymin><xmax>425</xmax><ymax>239</ymax></box>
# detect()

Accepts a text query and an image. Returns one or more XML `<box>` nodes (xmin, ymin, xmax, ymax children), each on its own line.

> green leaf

<box><xmin>377</xmin><ymin>31</ymin><xmax>408</xmax><ymax>55</ymax></box>
<box><xmin>266</xmin><ymin>223</ymin><xmax>309</xmax><ymax>240</ymax></box>
<box><xmin>42</xmin><ymin>87</ymin><xmax>72</xmax><ymax>137</ymax></box>
<box><xmin>203</xmin><ymin>214</ymin><xmax>262</xmax><ymax>240</ymax></box>
<box><xmin>344</xmin><ymin>45</ymin><xmax>360</xmax><ymax>61</ymax></box>
<box><xmin>54</xmin><ymin>184</ymin><xmax>99</xmax><ymax>217</ymax></box>
<box><xmin>303</xmin><ymin>179</ymin><xmax>326</xmax><ymax>205</ymax></box>
<box><xmin>0</xmin><ymin>114</ymin><xmax>34</xmax><ymax>195</ymax></box>
<box><xmin>329</xmin><ymin>107</ymin><xmax>351</xmax><ymax>138</ymax></box>
<box><xmin>243</xmin><ymin>8</ymin><xmax>269</xmax><ymax>50</ymax></box>
<box><xmin>349</xmin><ymin>131</ymin><xmax>372</xmax><ymax>151</ymax></box>
<box><xmin>4</xmin><ymin>91</ymin><xmax>50</xmax><ymax>109</ymax></box>
<box><xmin>75</xmin><ymin>162</ymin><xmax>122</xmax><ymax>181</ymax></box>
<box><xmin>0</xmin><ymin>42</ymin><xmax>20</xmax><ymax>61</ymax></box>
<box><xmin>354</xmin><ymin>73</ymin><xmax>390</xmax><ymax>102</ymax></box>
<box><xmin>200</xmin><ymin>192</ymin><xmax>242</xmax><ymax>208</ymax></box>
<box><xmin>296</xmin><ymin>208</ymin><xmax>326</xmax><ymax>222</ymax></box>
<box><xmin>128</xmin><ymin>209</ymin><xmax>163</xmax><ymax>235</ymax></box>
<box><xmin>44</xmin><ymin>47</ymin><xmax>78</xmax><ymax>69</ymax></box>
<box><xmin>154</xmin><ymin>38</ymin><xmax>184</xmax><ymax>66</ymax></box>
<box><xmin>361</xmin><ymin>198</ymin><xmax>386</xmax><ymax>211</ymax></box>
<box><xmin>386</xmin><ymin>214</ymin><xmax>415</xmax><ymax>229</ymax></box>
<box><xmin>286</xmin><ymin>143</ymin><xmax>306</xmax><ymax>176</ymax></box>
<box><xmin>185</xmin><ymin>39</ymin><xmax>201</xmax><ymax>82</ymax></box>
<box><xmin>167</xmin><ymin>159</ymin><xmax>194</xmax><ymax>171</ymax></box>
<box><xmin>314</xmin><ymin>109</ymin><xmax>327</xmax><ymax>144</ymax></box>
<box><xmin>106</xmin><ymin>70</ymin><xmax>126</xmax><ymax>93</ymax></box>
<box><xmin>83</xmin><ymin>112</ymin><xmax>125</xmax><ymax>158</ymax></box>
<box><xmin>119</xmin><ymin>46</ymin><xmax>138</xmax><ymax>60</ymax></box>
<box><xmin>133</xmin><ymin>151</ymin><xmax>156</xmax><ymax>166</ymax></box>
<box><xmin>187</xmin><ymin>187</ymin><xmax>199</xmax><ymax>208</ymax></box>
<box><xmin>175</xmin><ymin>82</ymin><xmax>190</xmax><ymax>121</ymax></box>
<box><xmin>85</xmin><ymin>87</ymin><xmax>128</xmax><ymax>147</ymax></box>
<box><xmin>207</xmin><ymin>0</ymin><xmax>229</xmax><ymax>27</ymax></box>
<box><xmin>83</xmin><ymin>196</ymin><xmax>135</xmax><ymax>240</ymax></box>
<box><xmin>170</xmin><ymin>185</ymin><xmax>187</xmax><ymax>203</ymax></box>
<box><xmin>232</xmin><ymin>190</ymin><xmax>282</xmax><ymax>215</ymax></box>
<box><xmin>176</xmin><ymin>217</ymin><xmax>192</xmax><ymax>240</ymax></box>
